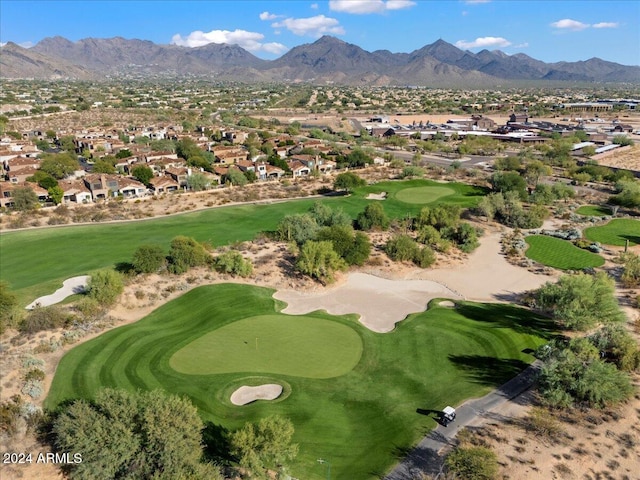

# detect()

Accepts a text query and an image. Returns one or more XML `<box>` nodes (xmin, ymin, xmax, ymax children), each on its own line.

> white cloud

<box><xmin>455</xmin><ymin>36</ymin><xmax>512</xmax><ymax>49</ymax></box>
<box><xmin>512</xmin><ymin>42</ymin><xmax>529</xmax><ymax>49</ymax></box>
<box><xmin>259</xmin><ymin>11</ymin><xmax>279</xmax><ymax>21</ymax></box>
<box><xmin>328</xmin><ymin>0</ymin><xmax>415</xmax><ymax>14</ymax></box>
<box><xmin>311</xmin><ymin>3</ymin><xmax>319</xmax><ymax>9</ymax></box>
<box><xmin>272</xmin><ymin>15</ymin><xmax>345</xmax><ymax>37</ymax></box>
<box><xmin>171</xmin><ymin>29</ymin><xmax>287</xmax><ymax>54</ymax></box>
<box><xmin>464</xmin><ymin>0</ymin><xmax>491</xmax><ymax>4</ymax></box>
<box><xmin>550</xmin><ymin>18</ymin><xmax>589</xmax><ymax>31</ymax></box>
<box><xmin>592</xmin><ymin>22</ymin><xmax>619</xmax><ymax>29</ymax></box>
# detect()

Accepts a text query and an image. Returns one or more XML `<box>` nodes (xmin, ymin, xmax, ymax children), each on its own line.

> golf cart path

<box><xmin>385</xmin><ymin>361</ymin><xmax>542</xmax><ymax>480</ymax></box>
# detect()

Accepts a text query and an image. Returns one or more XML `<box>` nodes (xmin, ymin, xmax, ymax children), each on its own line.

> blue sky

<box><xmin>1</xmin><ymin>0</ymin><xmax>639</xmax><ymax>65</ymax></box>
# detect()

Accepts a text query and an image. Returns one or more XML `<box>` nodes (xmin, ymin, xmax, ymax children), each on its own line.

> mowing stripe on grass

<box><xmin>525</xmin><ymin>235</ymin><xmax>604</xmax><ymax>270</ymax></box>
<box><xmin>584</xmin><ymin>219</ymin><xmax>640</xmax><ymax>246</ymax></box>
<box><xmin>45</xmin><ymin>284</ymin><xmax>555</xmax><ymax>479</ymax></box>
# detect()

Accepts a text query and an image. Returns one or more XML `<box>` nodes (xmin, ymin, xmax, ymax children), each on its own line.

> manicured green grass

<box><xmin>394</xmin><ymin>186</ymin><xmax>456</xmax><ymax>204</ymax></box>
<box><xmin>170</xmin><ymin>315</ymin><xmax>362</xmax><ymax>378</ymax></box>
<box><xmin>45</xmin><ymin>283</ymin><xmax>554</xmax><ymax>480</ymax></box>
<box><xmin>584</xmin><ymin>219</ymin><xmax>640</xmax><ymax>246</ymax></box>
<box><xmin>525</xmin><ymin>235</ymin><xmax>605</xmax><ymax>270</ymax></box>
<box><xmin>0</xmin><ymin>179</ymin><xmax>487</xmax><ymax>303</ymax></box>
<box><xmin>575</xmin><ymin>205</ymin><xmax>611</xmax><ymax>217</ymax></box>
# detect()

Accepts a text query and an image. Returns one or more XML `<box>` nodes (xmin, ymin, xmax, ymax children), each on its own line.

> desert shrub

<box><xmin>414</xmin><ymin>245</ymin><xmax>436</xmax><ymax>268</ymax></box>
<box><xmin>21</xmin><ymin>380</ymin><xmax>43</xmax><ymax>399</ymax></box>
<box><xmin>88</xmin><ymin>269</ymin><xmax>125</xmax><ymax>307</ymax></box>
<box><xmin>214</xmin><ymin>251</ymin><xmax>253</xmax><ymax>277</ymax></box>
<box><xmin>590</xmin><ymin>324</ymin><xmax>640</xmax><ymax>372</ymax></box>
<box><xmin>168</xmin><ymin>236</ymin><xmax>208</xmax><ymax>274</ymax></box>
<box><xmin>19</xmin><ymin>305</ymin><xmax>72</xmax><ymax>334</ymax></box>
<box><xmin>535</xmin><ymin>272</ymin><xmax>624</xmax><ymax>330</ymax></box>
<box><xmin>385</xmin><ymin>234</ymin><xmax>419</xmax><ymax>262</ymax></box>
<box><xmin>132</xmin><ymin>244</ymin><xmax>166</xmax><ymax>274</ymax></box>
<box><xmin>356</xmin><ymin>202</ymin><xmax>390</xmax><ymax>231</ymax></box>
<box><xmin>276</xmin><ymin>214</ymin><xmax>319</xmax><ymax>244</ymax></box>
<box><xmin>24</xmin><ymin>368</ymin><xmax>45</xmax><ymax>382</ymax></box>
<box><xmin>317</xmin><ymin>225</ymin><xmax>371</xmax><ymax>266</ymax></box>
<box><xmin>522</xmin><ymin>407</ymin><xmax>564</xmax><ymax>443</ymax></box>
<box><xmin>296</xmin><ymin>240</ymin><xmax>346</xmax><ymax>283</ymax></box>
<box><xmin>445</xmin><ymin>446</ymin><xmax>498</xmax><ymax>480</ymax></box>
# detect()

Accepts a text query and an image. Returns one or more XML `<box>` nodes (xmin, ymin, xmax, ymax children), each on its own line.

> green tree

<box><xmin>39</xmin><ymin>152</ymin><xmax>79</xmax><ymax>179</ymax></box>
<box><xmin>611</xmin><ymin>179</ymin><xmax>640</xmax><ymax>209</ymax></box>
<box><xmin>276</xmin><ymin>214</ymin><xmax>319</xmax><ymax>245</ymax></box>
<box><xmin>309</xmin><ymin>202</ymin><xmax>352</xmax><ymax>227</ymax></box>
<box><xmin>88</xmin><ymin>270</ymin><xmax>124</xmax><ymax>307</ymax></box>
<box><xmin>317</xmin><ymin>225</ymin><xmax>371</xmax><ymax>266</ymax></box>
<box><xmin>26</xmin><ymin>170</ymin><xmax>58</xmax><ymax>189</ymax></box>
<box><xmin>52</xmin><ymin>389</ymin><xmax>223</xmax><ymax>480</ymax></box>
<box><xmin>11</xmin><ymin>186</ymin><xmax>39</xmax><ymax>211</ymax></box>
<box><xmin>115</xmin><ymin>149</ymin><xmax>132</xmax><ymax>159</ymax></box>
<box><xmin>168</xmin><ymin>236</ymin><xmax>208</xmax><ymax>274</ymax></box>
<box><xmin>356</xmin><ymin>202</ymin><xmax>390</xmax><ymax>231</ymax></box>
<box><xmin>47</xmin><ymin>185</ymin><xmax>64</xmax><ymax>205</ymax></box>
<box><xmin>333</xmin><ymin>171</ymin><xmax>366</xmax><ymax>192</ymax></box>
<box><xmin>416</xmin><ymin>204</ymin><xmax>462</xmax><ymax>230</ymax></box>
<box><xmin>214</xmin><ymin>250</ymin><xmax>253</xmax><ymax>277</ymax></box>
<box><xmin>132</xmin><ymin>244</ymin><xmax>166</xmax><ymax>274</ymax></box>
<box><xmin>229</xmin><ymin>415</ymin><xmax>298</xmax><ymax>479</ymax></box>
<box><xmin>131</xmin><ymin>165</ymin><xmax>154</xmax><ymax>186</ymax></box>
<box><xmin>296</xmin><ymin>240</ymin><xmax>346</xmax><ymax>283</ymax></box>
<box><xmin>538</xmin><ymin>338</ymin><xmax>634</xmax><ymax>409</ymax></box>
<box><xmin>92</xmin><ymin>160</ymin><xmax>116</xmax><ymax>174</ymax></box>
<box><xmin>226</xmin><ymin>168</ymin><xmax>248</xmax><ymax>186</ymax></box>
<box><xmin>536</xmin><ymin>272</ymin><xmax>625</xmax><ymax>330</ymax></box>
<box><xmin>187</xmin><ymin>173</ymin><xmax>209</xmax><ymax>191</ymax></box>
<box><xmin>490</xmin><ymin>171</ymin><xmax>528</xmax><ymax>200</ymax></box>
<box><xmin>524</xmin><ymin>160</ymin><xmax>552</xmax><ymax>187</ymax></box>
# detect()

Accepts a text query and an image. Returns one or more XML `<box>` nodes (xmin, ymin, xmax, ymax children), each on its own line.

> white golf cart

<box><xmin>442</xmin><ymin>406</ymin><xmax>456</xmax><ymax>426</ymax></box>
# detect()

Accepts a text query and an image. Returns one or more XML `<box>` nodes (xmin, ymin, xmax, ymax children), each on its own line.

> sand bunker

<box><xmin>26</xmin><ymin>275</ymin><xmax>90</xmax><ymax>310</ymax></box>
<box><xmin>230</xmin><ymin>384</ymin><xmax>283</xmax><ymax>406</ymax></box>
<box><xmin>274</xmin><ymin>272</ymin><xmax>461</xmax><ymax>333</ymax></box>
<box><xmin>366</xmin><ymin>192</ymin><xmax>387</xmax><ymax>200</ymax></box>
<box><xmin>438</xmin><ymin>300</ymin><xmax>456</xmax><ymax>308</ymax></box>
<box><xmin>422</xmin><ymin>232</ymin><xmax>551</xmax><ymax>301</ymax></box>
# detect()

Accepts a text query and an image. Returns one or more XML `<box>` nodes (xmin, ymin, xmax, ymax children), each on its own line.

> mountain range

<box><xmin>1</xmin><ymin>35</ymin><xmax>638</xmax><ymax>85</ymax></box>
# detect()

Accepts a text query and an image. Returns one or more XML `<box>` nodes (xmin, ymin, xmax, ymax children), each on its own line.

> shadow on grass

<box><xmin>620</xmin><ymin>234</ymin><xmax>640</xmax><ymax>245</ymax></box>
<box><xmin>114</xmin><ymin>261</ymin><xmax>136</xmax><ymax>274</ymax></box>
<box><xmin>447</xmin><ymin>354</ymin><xmax>531</xmax><ymax>389</ymax></box>
<box><xmin>453</xmin><ymin>302</ymin><xmax>559</xmax><ymax>340</ymax></box>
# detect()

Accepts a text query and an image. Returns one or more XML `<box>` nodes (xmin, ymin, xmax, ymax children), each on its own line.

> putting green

<box><xmin>170</xmin><ymin>315</ymin><xmax>362</xmax><ymax>378</ymax></box>
<box><xmin>395</xmin><ymin>186</ymin><xmax>455</xmax><ymax>204</ymax></box>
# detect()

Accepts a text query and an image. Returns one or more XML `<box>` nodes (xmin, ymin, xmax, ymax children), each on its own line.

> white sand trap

<box><xmin>366</xmin><ymin>192</ymin><xmax>387</xmax><ymax>200</ymax></box>
<box><xmin>230</xmin><ymin>384</ymin><xmax>283</xmax><ymax>406</ymax></box>
<box><xmin>274</xmin><ymin>272</ymin><xmax>461</xmax><ymax>333</ymax></box>
<box><xmin>25</xmin><ymin>275</ymin><xmax>90</xmax><ymax>310</ymax></box>
<box><xmin>438</xmin><ymin>300</ymin><xmax>456</xmax><ymax>308</ymax></box>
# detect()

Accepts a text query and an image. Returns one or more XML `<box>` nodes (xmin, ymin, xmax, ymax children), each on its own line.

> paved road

<box><xmin>384</xmin><ymin>361</ymin><xmax>542</xmax><ymax>480</ymax></box>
